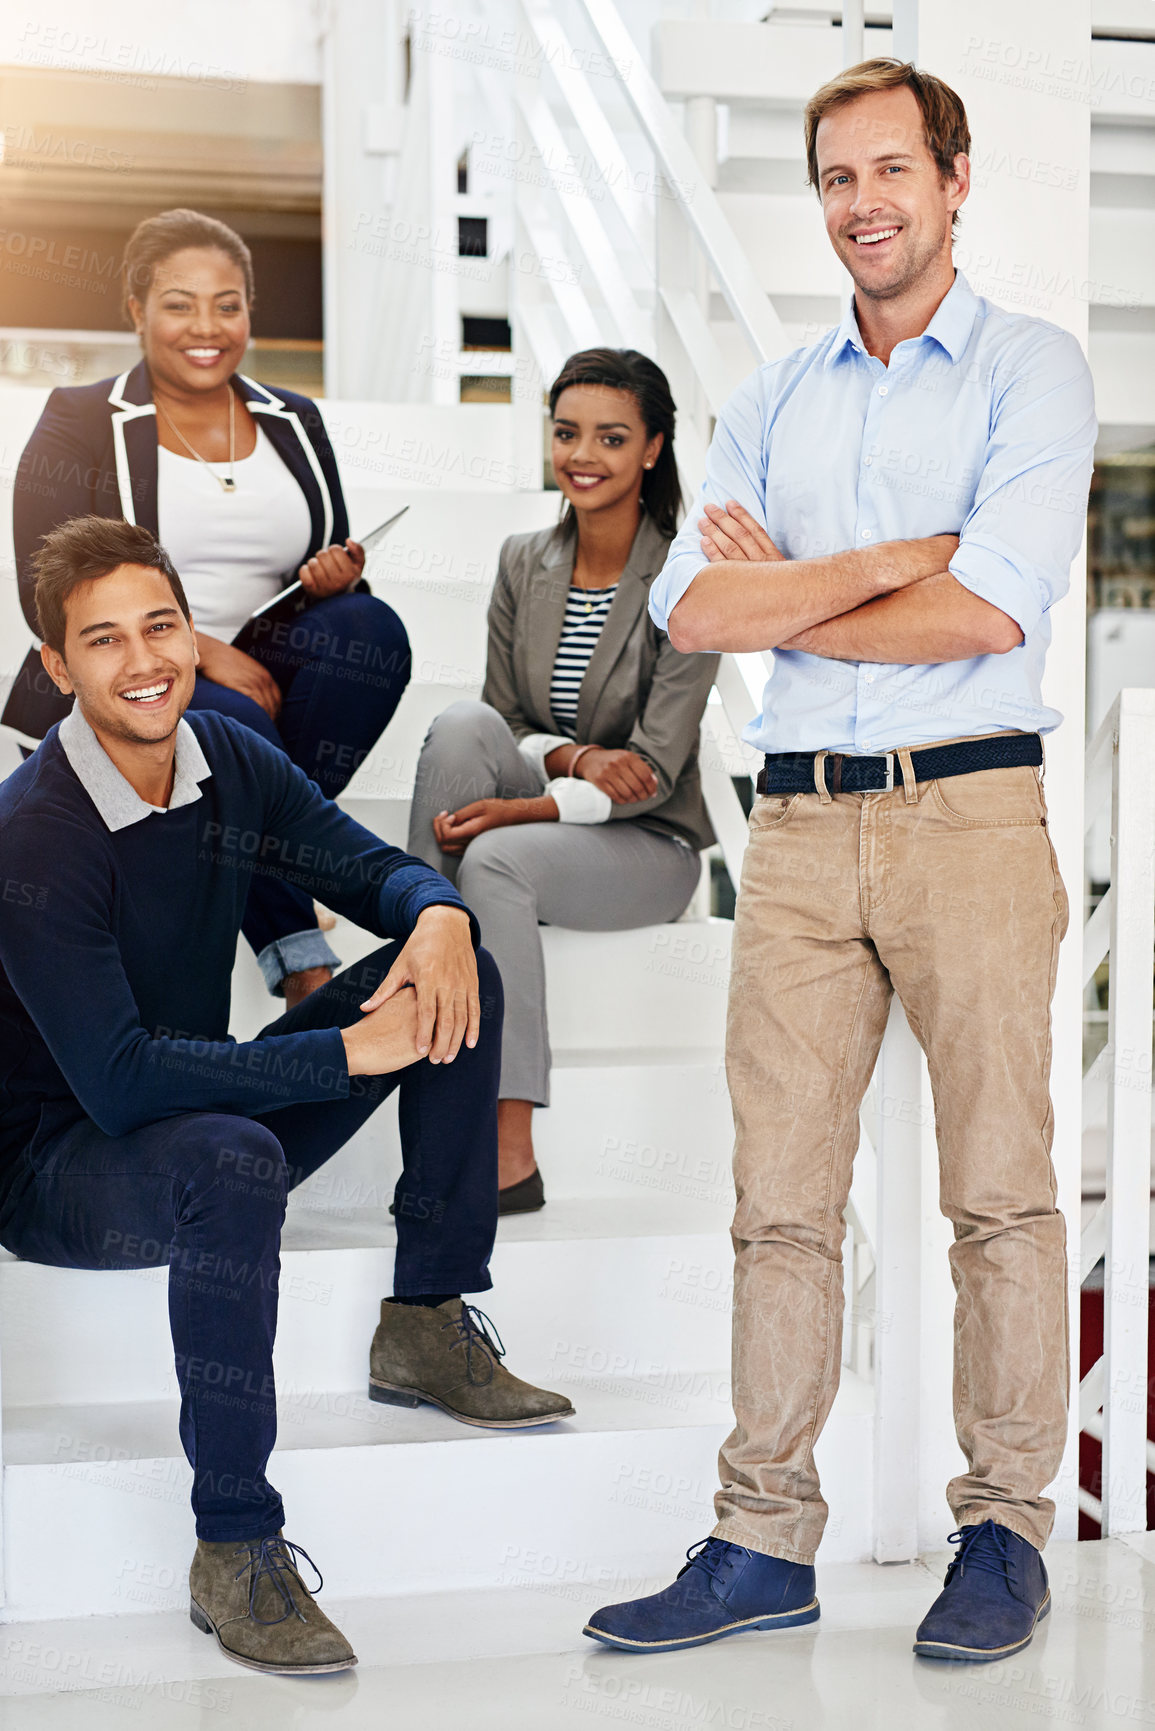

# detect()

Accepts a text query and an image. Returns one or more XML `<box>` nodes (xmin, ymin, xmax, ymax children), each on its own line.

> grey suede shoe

<box><xmin>368</xmin><ymin>1298</ymin><xmax>576</xmax><ymax>1428</ymax></box>
<box><xmin>189</xmin><ymin>1535</ymin><xmax>357</xmax><ymax>1675</ymax></box>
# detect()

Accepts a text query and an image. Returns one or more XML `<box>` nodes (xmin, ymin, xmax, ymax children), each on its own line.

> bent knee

<box><xmin>475</xmin><ymin>944</ymin><xmax>504</xmax><ymax>1010</ymax></box>
<box><xmin>423</xmin><ymin>699</ymin><xmax>503</xmax><ymax>747</ymax></box>
<box><xmin>179</xmin><ymin>1115</ymin><xmax>288</xmax><ymax>1197</ymax></box>
<box><xmin>358</xmin><ymin>595</ymin><xmax>410</xmax><ymax>656</ymax></box>
<box><xmin>320</xmin><ymin>593</ymin><xmax>411</xmax><ymax>670</ymax></box>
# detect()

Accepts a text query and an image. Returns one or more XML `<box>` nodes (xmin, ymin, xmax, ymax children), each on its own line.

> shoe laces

<box><xmin>678</xmin><ymin>1537</ymin><xmax>743</xmax><ymax>1582</ymax></box>
<box><xmin>944</xmin><ymin>1522</ymin><xmax>1015</xmax><ymax>1590</ymax></box>
<box><xmin>440</xmin><ymin>1303</ymin><xmax>506</xmax><ymax>1386</ymax></box>
<box><xmin>234</xmin><ymin>1535</ymin><xmax>323</xmax><ymax>1626</ymax></box>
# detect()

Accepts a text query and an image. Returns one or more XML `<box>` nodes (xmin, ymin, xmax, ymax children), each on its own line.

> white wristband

<box><xmin>546</xmin><ymin>776</ymin><xmax>613</xmax><ymax>824</ymax></box>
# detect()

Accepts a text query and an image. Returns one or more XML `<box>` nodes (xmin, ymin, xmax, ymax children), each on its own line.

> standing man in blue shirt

<box><xmin>585</xmin><ymin>59</ymin><xmax>1096</xmax><ymax>1664</ymax></box>
<box><xmin>0</xmin><ymin>515</ymin><xmax>573</xmax><ymax>1677</ymax></box>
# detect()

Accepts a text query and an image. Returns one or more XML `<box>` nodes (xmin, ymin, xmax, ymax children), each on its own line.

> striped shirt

<box><xmin>548</xmin><ymin>583</ymin><xmax>618</xmax><ymax>735</ymax></box>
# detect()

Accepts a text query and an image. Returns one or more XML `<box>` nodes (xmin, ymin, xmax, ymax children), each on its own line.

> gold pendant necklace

<box><xmin>156</xmin><ymin>385</ymin><xmax>237</xmax><ymax>492</ymax></box>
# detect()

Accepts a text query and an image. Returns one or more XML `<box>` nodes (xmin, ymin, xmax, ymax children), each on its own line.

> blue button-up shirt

<box><xmin>650</xmin><ymin>272</ymin><xmax>1097</xmax><ymax>755</ymax></box>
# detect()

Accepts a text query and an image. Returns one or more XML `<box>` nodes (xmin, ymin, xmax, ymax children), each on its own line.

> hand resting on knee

<box><xmin>340</xmin><ymin>986</ymin><xmax>422</xmax><ymax>1076</ymax></box>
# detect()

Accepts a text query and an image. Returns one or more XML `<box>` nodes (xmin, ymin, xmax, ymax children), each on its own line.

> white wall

<box><xmin>0</xmin><ymin>0</ymin><xmax>323</xmax><ymax>85</ymax></box>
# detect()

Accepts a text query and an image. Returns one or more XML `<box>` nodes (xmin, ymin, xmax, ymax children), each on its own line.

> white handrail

<box><xmin>578</xmin><ymin>0</ymin><xmax>792</xmax><ymax>366</ymax></box>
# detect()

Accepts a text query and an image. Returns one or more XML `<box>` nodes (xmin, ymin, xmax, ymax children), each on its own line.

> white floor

<box><xmin>1</xmin><ymin>1537</ymin><xmax>1153</xmax><ymax>1729</ymax></box>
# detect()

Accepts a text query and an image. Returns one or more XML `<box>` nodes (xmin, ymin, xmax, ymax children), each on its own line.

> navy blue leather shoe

<box><xmin>583</xmin><ymin>1538</ymin><xmax>819</xmax><ymax>1654</ymax></box>
<box><xmin>914</xmin><ymin>1521</ymin><xmax>1050</xmax><ymax>1662</ymax></box>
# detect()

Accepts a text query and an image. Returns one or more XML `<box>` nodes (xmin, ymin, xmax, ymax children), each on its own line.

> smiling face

<box><xmin>816</xmin><ymin>86</ymin><xmax>968</xmax><ymax>304</ymax></box>
<box><xmin>42</xmin><ymin>563</ymin><xmax>199</xmax><ymax>749</ymax></box>
<box><xmin>128</xmin><ymin>245</ymin><xmax>250</xmax><ymax>397</ymax></box>
<box><xmin>550</xmin><ymin>384</ymin><xmax>663</xmax><ymax>520</ymax></box>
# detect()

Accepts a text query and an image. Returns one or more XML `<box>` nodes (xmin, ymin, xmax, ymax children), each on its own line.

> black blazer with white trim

<box><xmin>4</xmin><ymin>359</ymin><xmax>352</xmax><ymax>740</ymax></box>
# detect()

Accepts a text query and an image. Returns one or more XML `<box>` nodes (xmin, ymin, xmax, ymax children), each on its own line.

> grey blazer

<box><xmin>481</xmin><ymin>513</ymin><xmax>719</xmax><ymax>852</ymax></box>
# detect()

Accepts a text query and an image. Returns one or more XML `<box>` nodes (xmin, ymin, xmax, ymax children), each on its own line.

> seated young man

<box><xmin>0</xmin><ymin>515</ymin><xmax>573</xmax><ymax>1677</ymax></box>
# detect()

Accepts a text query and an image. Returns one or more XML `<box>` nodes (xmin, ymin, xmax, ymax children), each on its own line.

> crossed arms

<box><xmin>667</xmin><ymin>504</ymin><xmax>1022</xmax><ymax>664</ymax></box>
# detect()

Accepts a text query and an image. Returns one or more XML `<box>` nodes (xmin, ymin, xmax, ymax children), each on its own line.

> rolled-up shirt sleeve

<box><xmin>948</xmin><ymin>328</ymin><xmax>1097</xmax><ymax>637</ymax></box>
<box><xmin>648</xmin><ymin>369</ymin><xmax>772</xmax><ymax>634</ymax></box>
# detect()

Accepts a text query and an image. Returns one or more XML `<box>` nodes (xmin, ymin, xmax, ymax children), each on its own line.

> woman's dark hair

<box><xmin>33</xmin><ymin>515</ymin><xmax>190</xmax><ymax>654</ymax></box>
<box><xmin>548</xmin><ymin>348</ymin><xmax>682</xmax><ymax>538</ymax></box>
<box><xmin>121</xmin><ymin>208</ymin><xmax>255</xmax><ymax>323</ymax></box>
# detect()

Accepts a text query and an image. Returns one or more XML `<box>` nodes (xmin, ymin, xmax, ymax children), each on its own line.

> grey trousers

<box><xmin>407</xmin><ymin>701</ymin><xmax>702</xmax><ymax>1104</ymax></box>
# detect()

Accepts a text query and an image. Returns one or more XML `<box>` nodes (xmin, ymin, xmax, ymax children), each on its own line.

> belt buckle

<box><xmin>881</xmin><ymin>752</ymin><xmax>895</xmax><ymax>792</ymax></box>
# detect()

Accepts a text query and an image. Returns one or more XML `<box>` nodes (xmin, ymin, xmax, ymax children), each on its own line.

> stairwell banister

<box><xmin>577</xmin><ymin>0</ymin><xmax>792</xmax><ymax>368</ymax></box>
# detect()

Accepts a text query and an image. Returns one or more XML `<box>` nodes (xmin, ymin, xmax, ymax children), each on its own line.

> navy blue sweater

<box><xmin>0</xmin><ymin>712</ymin><xmax>477</xmax><ymax>1171</ymax></box>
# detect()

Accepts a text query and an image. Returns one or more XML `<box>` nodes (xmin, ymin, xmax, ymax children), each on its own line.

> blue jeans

<box><xmin>0</xmin><ymin>943</ymin><xmax>501</xmax><ymax>1541</ymax></box>
<box><xmin>187</xmin><ymin>591</ymin><xmax>411</xmax><ymax>985</ymax></box>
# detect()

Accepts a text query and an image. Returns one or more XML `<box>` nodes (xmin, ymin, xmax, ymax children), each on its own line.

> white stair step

<box><xmin>0</xmin><ymin>1199</ymin><xmax>734</xmax><ymax>1410</ymax></box>
<box><xmin>230</xmin><ymin>916</ymin><xmax>732</xmax><ymax>1051</ymax></box>
<box><xmin>285</xmin><ymin>1054</ymin><xmax>734</xmax><ymax>1218</ymax></box>
<box><xmin>0</xmin><ymin>1368</ymin><xmax>874</xmax><ymax>1620</ymax></box>
<box><xmin>534</xmin><ymin>1061</ymin><xmax>733</xmax><ymax>1200</ymax></box>
<box><xmin>354</xmin><ymin>486</ymin><xmax>558</xmax><ymax>677</ymax></box>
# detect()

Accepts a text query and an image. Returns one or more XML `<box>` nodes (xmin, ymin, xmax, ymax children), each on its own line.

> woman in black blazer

<box><xmin>7</xmin><ymin>209</ymin><xmax>411</xmax><ymax>1005</ymax></box>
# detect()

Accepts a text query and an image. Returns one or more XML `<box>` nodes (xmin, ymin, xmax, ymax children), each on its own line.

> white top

<box><xmin>157</xmin><ymin>426</ymin><xmax>313</xmax><ymax>642</ymax></box>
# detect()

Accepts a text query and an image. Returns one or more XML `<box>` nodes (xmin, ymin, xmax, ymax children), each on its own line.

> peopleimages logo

<box><xmin>14</xmin><ymin>22</ymin><xmax>246</xmax><ymax>92</ymax></box>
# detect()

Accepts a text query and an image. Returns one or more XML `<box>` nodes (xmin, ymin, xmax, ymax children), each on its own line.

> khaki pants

<box><xmin>714</xmin><ymin>753</ymin><xmax>1070</xmax><ymax>1564</ymax></box>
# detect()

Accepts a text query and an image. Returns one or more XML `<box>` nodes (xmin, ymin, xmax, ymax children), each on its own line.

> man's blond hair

<box><xmin>804</xmin><ymin>58</ymin><xmax>971</xmax><ymax>228</ymax></box>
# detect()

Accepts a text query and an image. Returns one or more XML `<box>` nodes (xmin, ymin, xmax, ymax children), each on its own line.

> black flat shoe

<box><xmin>498</xmin><ymin>1168</ymin><xmax>545</xmax><ymax>1215</ymax></box>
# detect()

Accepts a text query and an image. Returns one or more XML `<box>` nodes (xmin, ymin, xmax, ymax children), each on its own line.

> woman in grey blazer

<box><xmin>408</xmin><ymin>349</ymin><xmax>719</xmax><ymax>1211</ymax></box>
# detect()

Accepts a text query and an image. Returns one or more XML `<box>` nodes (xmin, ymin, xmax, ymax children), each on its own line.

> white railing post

<box><xmin>841</xmin><ymin>0</ymin><xmax>866</xmax><ymax>67</ymax></box>
<box><xmin>425</xmin><ymin>35</ymin><xmax>460</xmax><ymax>408</ymax></box>
<box><xmin>1100</xmin><ymin>689</ymin><xmax>1155</xmax><ymax>1535</ymax></box>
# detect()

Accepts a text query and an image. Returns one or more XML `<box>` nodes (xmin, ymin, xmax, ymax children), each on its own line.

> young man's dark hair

<box><xmin>32</xmin><ymin>515</ymin><xmax>190</xmax><ymax>654</ymax></box>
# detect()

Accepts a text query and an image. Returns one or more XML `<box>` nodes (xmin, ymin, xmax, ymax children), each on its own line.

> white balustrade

<box><xmin>1079</xmin><ymin>690</ymin><xmax>1155</xmax><ymax>1536</ymax></box>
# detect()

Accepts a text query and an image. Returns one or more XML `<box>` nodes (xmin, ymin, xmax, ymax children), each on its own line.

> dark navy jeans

<box><xmin>187</xmin><ymin>590</ymin><xmax>411</xmax><ymax>967</ymax></box>
<box><xmin>0</xmin><ymin>943</ymin><xmax>501</xmax><ymax>1542</ymax></box>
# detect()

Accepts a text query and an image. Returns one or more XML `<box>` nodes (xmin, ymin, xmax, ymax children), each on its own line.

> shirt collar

<box><xmin>58</xmin><ymin>708</ymin><xmax>212</xmax><ymax>832</ymax></box>
<box><xmin>824</xmin><ymin>269</ymin><xmax>980</xmax><ymax>370</ymax></box>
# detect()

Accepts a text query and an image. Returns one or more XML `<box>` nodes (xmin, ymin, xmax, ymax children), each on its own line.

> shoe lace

<box><xmin>234</xmin><ymin>1535</ymin><xmax>323</xmax><ymax>1626</ymax></box>
<box><xmin>678</xmin><ymin>1537</ymin><xmax>743</xmax><ymax>1581</ymax></box>
<box><xmin>944</xmin><ymin>1522</ymin><xmax>1014</xmax><ymax>1589</ymax></box>
<box><xmin>440</xmin><ymin>1303</ymin><xmax>506</xmax><ymax>1386</ymax></box>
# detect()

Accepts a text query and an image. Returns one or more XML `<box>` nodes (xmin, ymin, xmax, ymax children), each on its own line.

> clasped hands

<box><xmin>433</xmin><ymin>745</ymin><xmax>658</xmax><ymax>856</ymax></box>
<box><xmin>340</xmin><ymin>905</ymin><xmax>479</xmax><ymax>1076</ymax></box>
